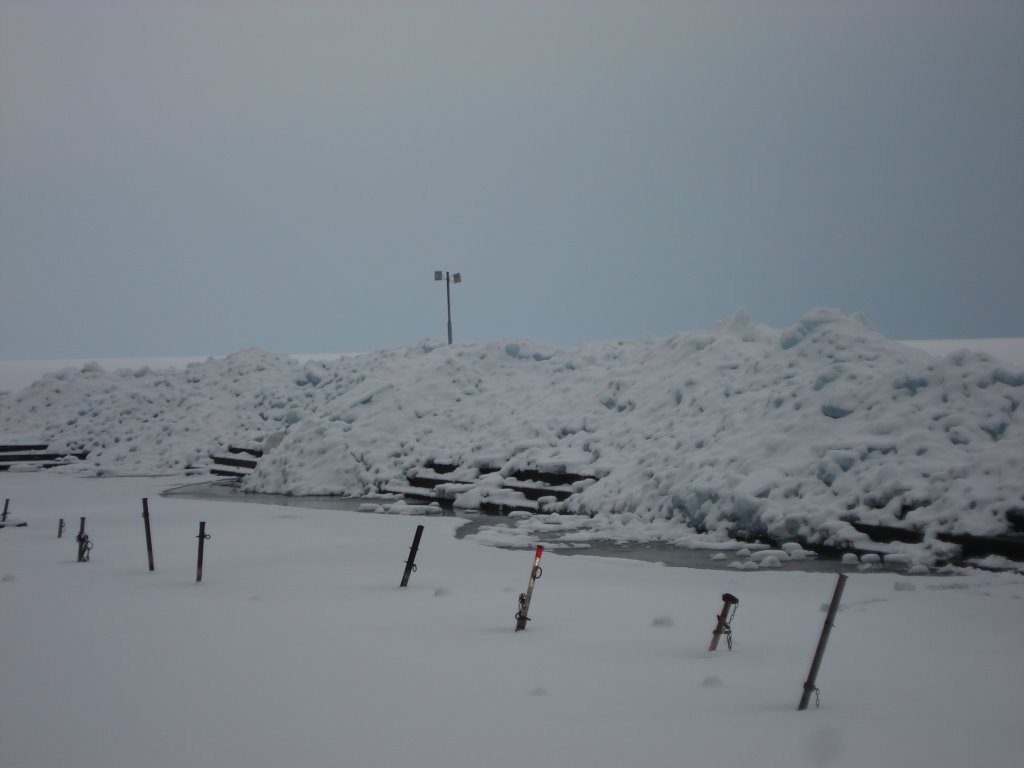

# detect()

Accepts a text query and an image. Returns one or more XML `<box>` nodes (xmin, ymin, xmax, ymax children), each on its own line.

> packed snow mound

<box><xmin>2</xmin><ymin>309</ymin><xmax>1022</xmax><ymax>561</ymax></box>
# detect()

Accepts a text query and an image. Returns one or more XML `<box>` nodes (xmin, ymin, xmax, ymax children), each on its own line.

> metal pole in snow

<box><xmin>58</xmin><ymin>518</ymin><xmax>65</xmax><ymax>538</ymax></box>
<box><xmin>196</xmin><ymin>522</ymin><xmax>211</xmax><ymax>583</ymax></box>
<box><xmin>400</xmin><ymin>524</ymin><xmax>425</xmax><ymax>587</ymax></box>
<box><xmin>1</xmin><ymin>498</ymin><xmax>8</xmax><ymax>522</ymax></box>
<box><xmin>708</xmin><ymin>593</ymin><xmax>739</xmax><ymax>651</ymax></box>
<box><xmin>515</xmin><ymin>546</ymin><xmax>544</xmax><ymax>631</ymax></box>
<box><xmin>76</xmin><ymin>517</ymin><xmax>91</xmax><ymax>562</ymax></box>
<box><xmin>434</xmin><ymin>269</ymin><xmax>460</xmax><ymax>344</ymax></box>
<box><xmin>446</xmin><ymin>272</ymin><xmax>453</xmax><ymax>345</ymax></box>
<box><xmin>798</xmin><ymin>573</ymin><xmax>848</xmax><ymax>710</ymax></box>
<box><xmin>142</xmin><ymin>498</ymin><xmax>155</xmax><ymax>572</ymax></box>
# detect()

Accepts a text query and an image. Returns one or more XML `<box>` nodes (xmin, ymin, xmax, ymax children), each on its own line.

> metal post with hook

<box><xmin>76</xmin><ymin>516</ymin><xmax>92</xmax><ymax>562</ymax></box>
<box><xmin>195</xmin><ymin>521</ymin><xmax>211</xmax><ymax>583</ymax></box>
<box><xmin>400</xmin><ymin>524</ymin><xmax>424</xmax><ymax>587</ymax></box>
<box><xmin>708</xmin><ymin>593</ymin><xmax>739</xmax><ymax>651</ymax></box>
<box><xmin>798</xmin><ymin>573</ymin><xmax>848</xmax><ymax>710</ymax></box>
<box><xmin>515</xmin><ymin>546</ymin><xmax>544</xmax><ymax>631</ymax></box>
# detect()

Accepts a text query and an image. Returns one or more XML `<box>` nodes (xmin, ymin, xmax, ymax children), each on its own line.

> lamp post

<box><xmin>433</xmin><ymin>270</ymin><xmax>461</xmax><ymax>345</ymax></box>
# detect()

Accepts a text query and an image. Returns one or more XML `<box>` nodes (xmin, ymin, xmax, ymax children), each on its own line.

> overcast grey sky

<box><xmin>2</xmin><ymin>0</ymin><xmax>1022</xmax><ymax>359</ymax></box>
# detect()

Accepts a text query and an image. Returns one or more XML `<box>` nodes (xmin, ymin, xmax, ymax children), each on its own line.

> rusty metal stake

<box><xmin>709</xmin><ymin>593</ymin><xmax>739</xmax><ymax>651</ymax></box>
<box><xmin>195</xmin><ymin>521</ymin><xmax>211</xmax><ymax>583</ymax></box>
<box><xmin>798</xmin><ymin>573</ymin><xmax>848</xmax><ymax>710</ymax></box>
<box><xmin>58</xmin><ymin>518</ymin><xmax>65</xmax><ymax>538</ymax></box>
<box><xmin>142</xmin><ymin>498</ymin><xmax>155</xmax><ymax>571</ymax></box>
<box><xmin>400</xmin><ymin>524</ymin><xmax>424</xmax><ymax>587</ymax></box>
<box><xmin>2</xmin><ymin>498</ymin><xmax>8</xmax><ymax>522</ymax></box>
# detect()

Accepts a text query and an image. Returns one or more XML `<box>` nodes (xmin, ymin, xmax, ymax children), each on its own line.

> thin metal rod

<box><xmin>76</xmin><ymin>517</ymin><xmax>89</xmax><ymax>562</ymax></box>
<box><xmin>446</xmin><ymin>272</ymin><xmax>453</xmax><ymax>345</ymax></box>
<box><xmin>798</xmin><ymin>573</ymin><xmax>848</xmax><ymax>710</ymax></box>
<box><xmin>196</xmin><ymin>521</ymin><xmax>210</xmax><ymax>583</ymax></box>
<box><xmin>515</xmin><ymin>546</ymin><xmax>544</xmax><ymax>631</ymax></box>
<box><xmin>58</xmin><ymin>518</ymin><xmax>65</xmax><ymax>538</ymax></box>
<box><xmin>400</xmin><ymin>524</ymin><xmax>425</xmax><ymax>587</ymax></box>
<box><xmin>2</xmin><ymin>498</ymin><xmax>8</xmax><ymax>522</ymax></box>
<box><xmin>142</xmin><ymin>498</ymin><xmax>155</xmax><ymax>572</ymax></box>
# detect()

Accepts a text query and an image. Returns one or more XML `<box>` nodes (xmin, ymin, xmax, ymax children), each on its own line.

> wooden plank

<box><xmin>210</xmin><ymin>455</ymin><xmax>258</xmax><ymax>469</ymax></box>
<box><xmin>501</xmin><ymin>482</ymin><xmax>574</xmax><ymax>501</ymax></box>
<box><xmin>509</xmin><ymin>468</ymin><xmax>597</xmax><ymax>485</ymax></box>
<box><xmin>0</xmin><ymin>461</ymin><xmax>75</xmax><ymax>471</ymax></box>
<box><xmin>846</xmin><ymin>520</ymin><xmax>923</xmax><ymax>544</ymax></box>
<box><xmin>210</xmin><ymin>468</ymin><xmax>247</xmax><ymax>478</ymax></box>
<box><xmin>0</xmin><ymin>452</ymin><xmax>70</xmax><ymax>462</ymax></box>
<box><xmin>227</xmin><ymin>446</ymin><xmax>264</xmax><ymax>458</ymax></box>
<box><xmin>937</xmin><ymin>532</ymin><xmax>1024</xmax><ymax>560</ymax></box>
<box><xmin>424</xmin><ymin>460</ymin><xmax>458</xmax><ymax>474</ymax></box>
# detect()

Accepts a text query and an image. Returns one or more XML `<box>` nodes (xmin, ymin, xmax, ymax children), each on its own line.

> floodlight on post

<box><xmin>434</xmin><ymin>270</ymin><xmax>462</xmax><ymax>344</ymax></box>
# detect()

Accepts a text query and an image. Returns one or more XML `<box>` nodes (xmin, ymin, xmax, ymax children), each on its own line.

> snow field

<box><xmin>1</xmin><ymin>474</ymin><xmax>1023</xmax><ymax>768</ymax></box>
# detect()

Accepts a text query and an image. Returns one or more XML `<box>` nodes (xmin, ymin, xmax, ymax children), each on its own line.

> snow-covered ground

<box><xmin>2</xmin><ymin>309</ymin><xmax>1022</xmax><ymax>567</ymax></box>
<box><xmin>0</xmin><ymin>472</ymin><xmax>1022</xmax><ymax>768</ymax></box>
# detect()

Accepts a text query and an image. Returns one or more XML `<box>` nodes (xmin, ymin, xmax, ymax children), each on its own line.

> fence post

<box><xmin>2</xmin><ymin>498</ymin><xmax>9</xmax><ymax>522</ymax></box>
<box><xmin>400</xmin><ymin>525</ymin><xmax>425</xmax><ymax>587</ymax></box>
<box><xmin>195</xmin><ymin>522</ymin><xmax>211</xmax><ymax>583</ymax></box>
<box><xmin>798</xmin><ymin>573</ymin><xmax>848</xmax><ymax>710</ymax></box>
<box><xmin>142</xmin><ymin>498</ymin><xmax>155</xmax><ymax>571</ymax></box>
<box><xmin>58</xmin><ymin>518</ymin><xmax>65</xmax><ymax>538</ymax></box>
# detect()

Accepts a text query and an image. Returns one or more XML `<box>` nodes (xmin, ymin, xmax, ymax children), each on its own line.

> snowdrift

<box><xmin>2</xmin><ymin>309</ymin><xmax>1022</xmax><ymax>561</ymax></box>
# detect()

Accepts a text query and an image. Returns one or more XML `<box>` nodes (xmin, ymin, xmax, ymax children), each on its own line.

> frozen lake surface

<box><xmin>1</xmin><ymin>473</ymin><xmax>1022</xmax><ymax>768</ymax></box>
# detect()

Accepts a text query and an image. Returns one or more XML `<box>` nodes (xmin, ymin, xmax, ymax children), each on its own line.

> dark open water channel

<box><xmin>162</xmin><ymin>480</ymin><xmax>903</xmax><ymax>575</ymax></box>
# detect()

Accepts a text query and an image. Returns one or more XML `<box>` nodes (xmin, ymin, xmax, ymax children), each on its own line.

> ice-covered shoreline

<box><xmin>2</xmin><ymin>308</ymin><xmax>1022</xmax><ymax>565</ymax></box>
